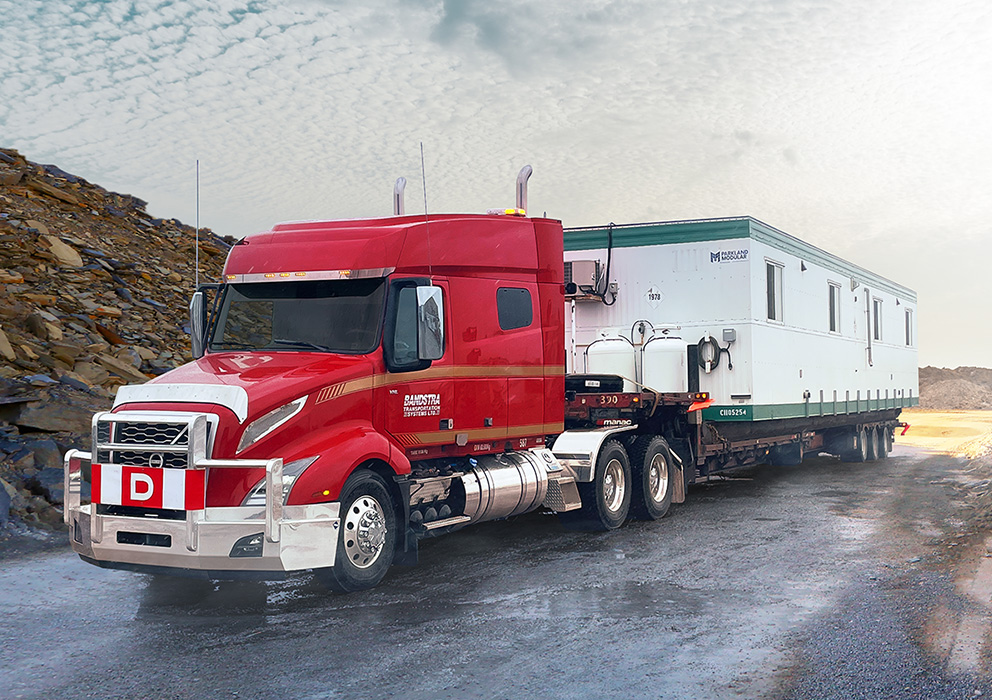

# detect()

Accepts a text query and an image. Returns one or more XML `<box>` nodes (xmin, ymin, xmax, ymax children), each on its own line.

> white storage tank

<box><xmin>585</xmin><ymin>337</ymin><xmax>637</xmax><ymax>392</ymax></box>
<box><xmin>642</xmin><ymin>336</ymin><xmax>687</xmax><ymax>393</ymax></box>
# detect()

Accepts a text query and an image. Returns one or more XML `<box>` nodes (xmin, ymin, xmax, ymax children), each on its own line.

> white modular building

<box><xmin>564</xmin><ymin>217</ymin><xmax>918</xmax><ymax>425</ymax></box>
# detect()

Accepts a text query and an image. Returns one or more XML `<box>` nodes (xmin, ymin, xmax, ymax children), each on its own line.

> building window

<box><xmin>766</xmin><ymin>262</ymin><xmax>783</xmax><ymax>321</ymax></box>
<box><xmin>828</xmin><ymin>283</ymin><xmax>841</xmax><ymax>333</ymax></box>
<box><xmin>497</xmin><ymin>287</ymin><xmax>533</xmax><ymax>331</ymax></box>
<box><xmin>905</xmin><ymin>308</ymin><xmax>913</xmax><ymax>346</ymax></box>
<box><xmin>872</xmin><ymin>298</ymin><xmax>882</xmax><ymax>341</ymax></box>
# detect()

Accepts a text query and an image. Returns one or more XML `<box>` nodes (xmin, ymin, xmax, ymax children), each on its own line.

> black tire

<box><xmin>629</xmin><ymin>436</ymin><xmax>675</xmax><ymax>520</ymax></box>
<box><xmin>882</xmin><ymin>426</ymin><xmax>893</xmax><ymax>457</ymax></box>
<box><xmin>559</xmin><ymin>440</ymin><xmax>631</xmax><ymax>531</ymax></box>
<box><xmin>866</xmin><ymin>426</ymin><xmax>879</xmax><ymax>461</ymax></box>
<box><xmin>316</xmin><ymin>470</ymin><xmax>397</xmax><ymax>593</ymax></box>
<box><xmin>841</xmin><ymin>426</ymin><xmax>868</xmax><ymax>463</ymax></box>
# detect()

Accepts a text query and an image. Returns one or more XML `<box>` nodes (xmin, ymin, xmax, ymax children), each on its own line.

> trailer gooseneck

<box><xmin>63</xmin><ymin>168</ymin><xmax>918</xmax><ymax>591</ymax></box>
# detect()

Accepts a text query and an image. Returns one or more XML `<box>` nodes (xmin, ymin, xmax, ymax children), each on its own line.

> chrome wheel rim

<box><xmin>602</xmin><ymin>458</ymin><xmax>626</xmax><ymax>513</ymax></box>
<box><xmin>343</xmin><ymin>495</ymin><xmax>387</xmax><ymax>569</ymax></box>
<box><xmin>647</xmin><ymin>453</ymin><xmax>669</xmax><ymax>503</ymax></box>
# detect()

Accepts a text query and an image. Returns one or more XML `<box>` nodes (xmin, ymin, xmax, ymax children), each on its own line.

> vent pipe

<box><xmin>394</xmin><ymin>177</ymin><xmax>407</xmax><ymax>215</ymax></box>
<box><xmin>516</xmin><ymin>165</ymin><xmax>532</xmax><ymax>213</ymax></box>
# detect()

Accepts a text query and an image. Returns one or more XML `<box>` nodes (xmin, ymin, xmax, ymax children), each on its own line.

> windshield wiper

<box><xmin>210</xmin><ymin>341</ymin><xmax>256</xmax><ymax>350</ymax></box>
<box><xmin>271</xmin><ymin>339</ymin><xmax>333</xmax><ymax>352</ymax></box>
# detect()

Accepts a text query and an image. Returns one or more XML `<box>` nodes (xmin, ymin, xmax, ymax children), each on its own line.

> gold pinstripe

<box><xmin>313</xmin><ymin>366</ymin><xmax>565</xmax><ymax>404</ymax></box>
<box><xmin>393</xmin><ymin>422</ymin><xmax>565</xmax><ymax>447</ymax></box>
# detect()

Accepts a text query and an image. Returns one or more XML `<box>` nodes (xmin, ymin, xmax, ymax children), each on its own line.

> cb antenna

<box><xmin>420</xmin><ymin>142</ymin><xmax>433</xmax><ymax>277</ymax></box>
<box><xmin>194</xmin><ymin>160</ymin><xmax>200</xmax><ymax>290</ymax></box>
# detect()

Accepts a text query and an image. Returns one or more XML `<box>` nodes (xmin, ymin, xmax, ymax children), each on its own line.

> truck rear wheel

<box><xmin>316</xmin><ymin>470</ymin><xmax>397</xmax><ymax>593</ymax></box>
<box><xmin>629</xmin><ymin>436</ymin><xmax>675</xmax><ymax>520</ymax></box>
<box><xmin>881</xmin><ymin>427</ymin><xmax>893</xmax><ymax>458</ymax></box>
<box><xmin>559</xmin><ymin>440</ymin><xmax>631</xmax><ymax>531</ymax></box>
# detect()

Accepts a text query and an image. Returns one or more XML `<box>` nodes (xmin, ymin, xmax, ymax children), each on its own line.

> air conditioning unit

<box><xmin>564</xmin><ymin>260</ymin><xmax>601</xmax><ymax>298</ymax></box>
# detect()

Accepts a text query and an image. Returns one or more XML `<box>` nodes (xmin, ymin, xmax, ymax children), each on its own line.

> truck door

<box><xmin>380</xmin><ymin>279</ymin><xmax>454</xmax><ymax>454</ymax></box>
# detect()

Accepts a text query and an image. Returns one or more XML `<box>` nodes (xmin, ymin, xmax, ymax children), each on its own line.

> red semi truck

<box><xmin>63</xmin><ymin>170</ymin><xmax>914</xmax><ymax>591</ymax></box>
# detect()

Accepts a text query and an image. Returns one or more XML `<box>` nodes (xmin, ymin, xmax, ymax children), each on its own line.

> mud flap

<box><xmin>669</xmin><ymin>449</ymin><xmax>687</xmax><ymax>504</ymax></box>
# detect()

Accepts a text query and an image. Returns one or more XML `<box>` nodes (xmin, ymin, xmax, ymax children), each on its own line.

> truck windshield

<box><xmin>209</xmin><ymin>278</ymin><xmax>386</xmax><ymax>354</ymax></box>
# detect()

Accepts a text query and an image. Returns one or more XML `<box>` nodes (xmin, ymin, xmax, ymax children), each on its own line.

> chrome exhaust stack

<box><xmin>394</xmin><ymin>177</ymin><xmax>407</xmax><ymax>215</ymax></box>
<box><xmin>516</xmin><ymin>165</ymin><xmax>532</xmax><ymax>213</ymax></box>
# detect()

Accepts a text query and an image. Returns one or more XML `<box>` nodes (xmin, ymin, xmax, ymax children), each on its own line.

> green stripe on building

<box><xmin>564</xmin><ymin>216</ymin><xmax>916</xmax><ymax>302</ymax></box>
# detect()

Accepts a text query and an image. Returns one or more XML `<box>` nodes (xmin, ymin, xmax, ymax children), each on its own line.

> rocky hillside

<box><xmin>0</xmin><ymin>147</ymin><xmax>229</xmax><ymax>539</ymax></box>
<box><xmin>920</xmin><ymin>366</ymin><xmax>992</xmax><ymax>410</ymax></box>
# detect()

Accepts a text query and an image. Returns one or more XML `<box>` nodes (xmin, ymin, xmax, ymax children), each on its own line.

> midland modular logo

<box><xmin>710</xmin><ymin>249</ymin><xmax>749</xmax><ymax>263</ymax></box>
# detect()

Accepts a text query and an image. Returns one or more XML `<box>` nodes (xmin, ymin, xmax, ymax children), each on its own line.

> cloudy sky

<box><xmin>1</xmin><ymin>0</ymin><xmax>990</xmax><ymax>368</ymax></box>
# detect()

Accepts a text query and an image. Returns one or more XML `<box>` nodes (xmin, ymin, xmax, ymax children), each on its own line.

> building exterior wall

<box><xmin>564</xmin><ymin>217</ymin><xmax>918</xmax><ymax>421</ymax></box>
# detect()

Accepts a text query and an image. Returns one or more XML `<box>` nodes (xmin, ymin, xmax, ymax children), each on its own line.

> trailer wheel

<box><xmin>559</xmin><ymin>440</ymin><xmax>631</xmax><ymax>531</ymax></box>
<box><xmin>316</xmin><ymin>470</ymin><xmax>397</xmax><ymax>593</ymax></box>
<box><xmin>866</xmin><ymin>427</ymin><xmax>879</xmax><ymax>461</ymax></box>
<box><xmin>629</xmin><ymin>436</ymin><xmax>675</xmax><ymax>520</ymax></box>
<box><xmin>881</xmin><ymin>427</ymin><xmax>893</xmax><ymax>458</ymax></box>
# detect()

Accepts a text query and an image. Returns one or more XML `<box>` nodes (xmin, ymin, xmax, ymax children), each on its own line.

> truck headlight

<box><xmin>237</xmin><ymin>396</ymin><xmax>307</xmax><ymax>453</ymax></box>
<box><xmin>241</xmin><ymin>455</ymin><xmax>319</xmax><ymax>506</ymax></box>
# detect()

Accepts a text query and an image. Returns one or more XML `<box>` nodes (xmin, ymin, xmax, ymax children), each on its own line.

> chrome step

<box><xmin>422</xmin><ymin>515</ymin><xmax>472</xmax><ymax>531</ymax></box>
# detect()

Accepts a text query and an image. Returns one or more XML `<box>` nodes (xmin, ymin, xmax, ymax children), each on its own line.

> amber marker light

<box><xmin>264</xmin><ymin>273</ymin><xmax>275</xmax><ymax>279</ymax></box>
<box><xmin>279</xmin><ymin>272</ymin><xmax>290</xmax><ymax>277</ymax></box>
<box><xmin>295</xmin><ymin>272</ymin><xmax>306</xmax><ymax>277</ymax></box>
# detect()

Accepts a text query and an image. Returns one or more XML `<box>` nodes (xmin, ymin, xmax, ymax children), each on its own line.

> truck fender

<box><xmin>551</xmin><ymin>426</ymin><xmax>639</xmax><ymax>483</ymax></box>
<box><xmin>286</xmin><ymin>420</ymin><xmax>402</xmax><ymax>505</ymax></box>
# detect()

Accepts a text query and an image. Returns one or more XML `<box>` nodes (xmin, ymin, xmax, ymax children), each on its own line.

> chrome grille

<box><xmin>93</xmin><ymin>412</ymin><xmax>212</xmax><ymax>471</ymax></box>
<box><xmin>113</xmin><ymin>422</ymin><xmax>189</xmax><ymax>446</ymax></box>
<box><xmin>96</xmin><ymin>449</ymin><xmax>188</xmax><ymax>470</ymax></box>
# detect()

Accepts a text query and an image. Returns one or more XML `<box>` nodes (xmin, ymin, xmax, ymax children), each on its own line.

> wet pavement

<box><xmin>2</xmin><ymin>446</ymin><xmax>992</xmax><ymax>699</ymax></box>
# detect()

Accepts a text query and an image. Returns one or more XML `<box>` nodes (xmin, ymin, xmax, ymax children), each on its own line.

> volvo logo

<box><xmin>148</xmin><ymin>453</ymin><xmax>165</xmax><ymax>469</ymax></box>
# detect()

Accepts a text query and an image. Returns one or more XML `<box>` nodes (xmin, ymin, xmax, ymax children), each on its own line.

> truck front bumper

<box><xmin>64</xmin><ymin>450</ymin><xmax>340</xmax><ymax>578</ymax></box>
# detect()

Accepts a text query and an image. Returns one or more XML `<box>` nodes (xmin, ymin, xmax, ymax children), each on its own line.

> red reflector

<box><xmin>901</xmin><ymin>424</ymin><xmax>910</xmax><ymax>436</ymax></box>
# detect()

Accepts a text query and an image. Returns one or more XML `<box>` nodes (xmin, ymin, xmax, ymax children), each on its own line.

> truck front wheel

<box><xmin>317</xmin><ymin>470</ymin><xmax>397</xmax><ymax>593</ymax></box>
<box><xmin>630</xmin><ymin>436</ymin><xmax>675</xmax><ymax>520</ymax></box>
<box><xmin>559</xmin><ymin>440</ymin><xmax>631</xmax><ymax>531</ymax></box>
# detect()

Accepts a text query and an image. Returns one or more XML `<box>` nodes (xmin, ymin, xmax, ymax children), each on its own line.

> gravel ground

<box><xmin>3</xmin><ymin>430</ymin><xmax>992</xmax><ymax>699</ymax></box>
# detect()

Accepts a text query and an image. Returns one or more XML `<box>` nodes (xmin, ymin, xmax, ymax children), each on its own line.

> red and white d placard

<box><xmin>92</xmin><ymin>464</ymin><xmax>206</xmax><ymax>510</ymax></box>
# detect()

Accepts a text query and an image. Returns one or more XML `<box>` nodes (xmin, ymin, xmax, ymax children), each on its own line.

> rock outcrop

<box><xmin>0</xmin><ymin>147</ymin><xmax>228</xmax><ymax>536</ymax></box>
<box><xmin>919</xmin><ymin>366</ymin><xmax>992</xmax><ymax>410</ymax></box>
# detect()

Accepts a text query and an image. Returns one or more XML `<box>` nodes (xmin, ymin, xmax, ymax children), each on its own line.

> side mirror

<box><xmin>416</xmin><ymin>286</ymin><xmax>444</xmax><ymax>360</ymax></box>
<box><xmin>189</xmin><ymin>291</ymin><xmax>207</xmax><ymax>359</ymax></box>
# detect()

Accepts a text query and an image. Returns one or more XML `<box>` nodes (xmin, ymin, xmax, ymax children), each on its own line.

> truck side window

<box><xmin>384</xmin><ymin>279</ymin><xmax>433</xmax><ymax>372</ymax></box>
<box><xmin>497</xmin><ymin>287</ymin><xmax>532</xmax><ymax>331</ymax></box>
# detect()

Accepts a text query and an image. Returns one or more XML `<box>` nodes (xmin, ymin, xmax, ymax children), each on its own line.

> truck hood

<box><xmin>114</xmin><ymin>352</ymin><xmax>374</xmax><ymax>423</ymax></box>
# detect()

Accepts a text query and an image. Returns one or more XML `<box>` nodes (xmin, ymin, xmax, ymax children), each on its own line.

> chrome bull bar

<box><xmin>62</xmin><ymin>449</ymin><xmax>339</xmax><ymax>574</ymax></box>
